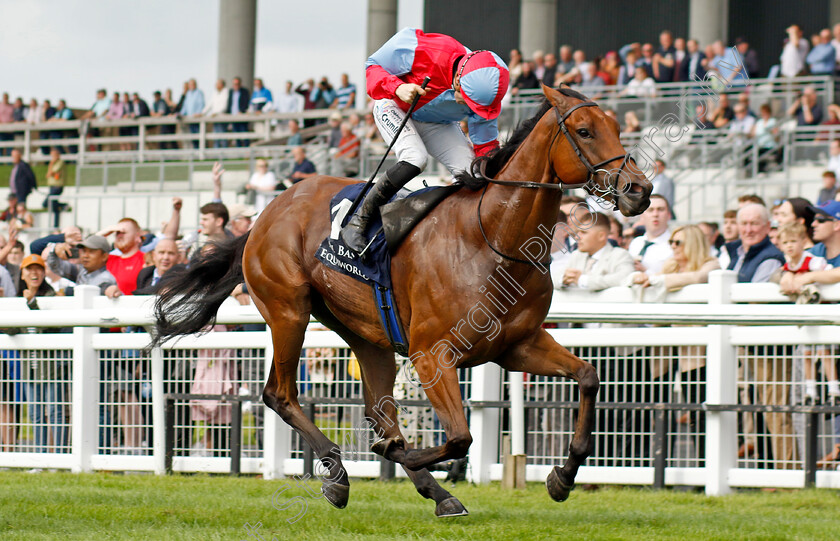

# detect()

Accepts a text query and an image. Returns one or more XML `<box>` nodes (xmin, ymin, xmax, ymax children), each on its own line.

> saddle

<box><xmin>315</xmin><ymin>182</ymin><xmax>462</xmax><ymax>355</ymax></box>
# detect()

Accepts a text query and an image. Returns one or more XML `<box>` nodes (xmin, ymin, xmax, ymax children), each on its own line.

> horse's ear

<box><xmin>542</xmin><ymin>84</ymin><xmax>572</xmax><ymax>109</ymax></box>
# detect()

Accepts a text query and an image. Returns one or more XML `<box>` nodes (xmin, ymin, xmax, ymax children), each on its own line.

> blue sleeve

<box><xmin>365</xmin><ymin>27</ymin><xmax>418</xmax><ymax>76</ymax></box>
<box><xmin>30</xmin><ymin>233</ymin><xmax>65</xmax><ymax>255</ymax></box>
<box><xmin>618</xmin><ymin>44</ymin><xmax>633</xmax><ymax>63</ymax></box>
<box><xmin>0</xmin><ymin>267</ymin><xmax>15</xmax><ymax>297</ymax></box>
<box><xmin>467</xmin><ymin>114</ymin><xmax>499</xmax><ymax>146</ymax></box>
<box><xmin>303</xmin><ymin>160</ymin><xmax>316</xmax><ymax>174</ymax></box>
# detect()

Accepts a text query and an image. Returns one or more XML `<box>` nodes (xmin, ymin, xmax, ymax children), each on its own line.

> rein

<box><xmin>476</xmin><ymin>100</ymin><xmax>633</xmax><ymax>267</ymax></box>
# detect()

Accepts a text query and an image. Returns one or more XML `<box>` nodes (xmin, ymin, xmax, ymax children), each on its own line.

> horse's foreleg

<box><xmin>398</xmin><ymin>353</ymin><xmax>472</xmax><ymax>472</ymax></box>
<box><xmin>497</xmin><ymin>329</ymin><xmax>599</xmax><ymax>502</ymax></box>
<box><xmin>353</xmin><ymin>346</ymin><xmax>468</xmax><ymax>518</ymax></box>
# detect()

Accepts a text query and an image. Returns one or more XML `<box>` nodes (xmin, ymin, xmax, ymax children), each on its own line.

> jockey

<box><xmin>340</xmin><ymin>28</ymin><xmax>509</xmax><ymax>252</ymax></box>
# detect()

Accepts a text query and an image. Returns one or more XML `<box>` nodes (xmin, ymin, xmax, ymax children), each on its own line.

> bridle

<box><xmin>477</xmin><ymin>99</ymin><xmax>637</xmax><ymax>266</ymax></box>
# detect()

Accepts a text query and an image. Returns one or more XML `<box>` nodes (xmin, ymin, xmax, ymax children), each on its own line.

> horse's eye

<box><xmin>577</xmin><ymin>128</ymin><xmax>591</xmax><ymax>138</ymax></box>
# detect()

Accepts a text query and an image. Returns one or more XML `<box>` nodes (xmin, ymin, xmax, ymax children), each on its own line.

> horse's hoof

<box><xmin>435</xmin><ymin>497</ymin><xmax>469</xmax><ymax>518</ymax></box>
<box><xmin>322</xmin><ymin>481</ymin><xmax>350</xmax><ymax>509</ymax></box>
<box><xmin>546</xmin><ymin>467</ymin><xmax>574</xmax><ymax>502</ymax></box>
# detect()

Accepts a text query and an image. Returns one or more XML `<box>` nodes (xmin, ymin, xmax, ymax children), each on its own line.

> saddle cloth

<box><xmin>315</xmin><ymin>182</ymin><xmax>460</xmax><ymax>288</ymax></box>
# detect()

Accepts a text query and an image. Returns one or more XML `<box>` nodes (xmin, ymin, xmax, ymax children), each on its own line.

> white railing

<box><xmin>0</xmin><ymin>108</ymin><xmax>354</xmax><ymax>165</ymax></box>
<box><xmin>1</xmin><ymin>272</ymin><xmax>840</xmax><ymax>494</ymax></box>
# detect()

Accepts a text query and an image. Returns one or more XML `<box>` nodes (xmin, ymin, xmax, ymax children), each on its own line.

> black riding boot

<box><xmin>340</xmin><ymin>161</ymin><xmax>421</xmax><ymax>253</ymax></box>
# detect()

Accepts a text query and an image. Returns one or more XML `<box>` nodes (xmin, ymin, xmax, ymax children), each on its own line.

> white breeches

<box><xmin>373</xmin><ymin>99</ymin><xmax>475</xmax><ymax>175</ymax></box>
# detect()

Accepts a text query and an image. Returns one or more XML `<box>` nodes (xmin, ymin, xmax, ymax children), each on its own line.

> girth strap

<box><xmin>372</xmin><ymin>285</ymin><xmax>409</xmax><ymax>357</ymax></box>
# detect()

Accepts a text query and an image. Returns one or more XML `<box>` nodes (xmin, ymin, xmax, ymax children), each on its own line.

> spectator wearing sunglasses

<box><xmin>628</xmin><ymin>225</ymin><xmax>720</xmax><ymax>292</ymax></box>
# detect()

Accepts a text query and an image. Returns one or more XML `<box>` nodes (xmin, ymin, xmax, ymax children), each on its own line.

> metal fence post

<box><xmin>164</xmin><ymin>396</ymin><xmax>175</xmax><ymax>475</ymax></box>
<box><xmin>138</xmin><ymin>124</ymin><xmax>146</xmax><ymax>163</ymax></box>
<box><xmin>70</xmin><ymin>285</ymin><xmax>99</xmax><ymax>473</ymax></box>
<box><xmin>467</xmin><ymin>363</ymin><xmax>502</xmax><ymax>484</ymax></box>
<box><xmin>705</xmin><ymin>270</ymin><xmax>738</xmax><ymax>495</ymax></box>
<box><xmin>262</xmin><ymin>330</ymin><xmax>288</xmax><ymax>480</ymax></box>
<box><xmin>652</xmin><ymin>406</ymin><xmax>667</xmax><ymax>489</ymax></box>
<box><xmin>803</xmin><ymin>409</ymin><xmax>818</xmax><ymax>488</ymax></box>
<box><xmin>378</xmin><ymin>456</ymin><xmax>395</xmax><ymax>481</ymax></box>
<box><xmin>304</xmin><ymin>403</ymin><xmax>315</xmax><ymax>478</ymax></box>
<box><xmin>509</xmin><ymin>371</ymin><xmax>525</xmax><ymax>456</ymax></box>
<box><xmin>231</xmin><ymin>399</ymin><xmax>242</xmax><ymax>476</ymax></box>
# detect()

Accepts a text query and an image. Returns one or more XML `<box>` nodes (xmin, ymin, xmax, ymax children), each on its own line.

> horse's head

<box><xmin>543</xmin><ymin>85</ymin><xmax>652</xmax><ymax>216</ymax></box>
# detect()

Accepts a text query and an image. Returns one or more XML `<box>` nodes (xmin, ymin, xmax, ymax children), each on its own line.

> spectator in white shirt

<box><xmin>780</xmin><ymin>24</ymin><xmax>810</xmax><ymax>77</ymax></box>
<box><xmin>203</xmin><ymin>79</ymin><xmax>230</xmax><ymax>148</ymax></box>
<box><xmin>274</xmin><ymin>81</ymin><xmax>305</xmax><ymax>115</ymax></box>
<box><xmin>622</xmin><ymin>66</ymin><xmax>656</xmax><ymax>97</ymax></box>
<box><xmin>628</xmin><ymin>194</ymin><xmax>673</xmax><ymax>274</ymax></box>
<box><xmin>729</xmin><ymin>103</ymin><xmax>756</xmax><ymax>136</ymax></box>
<box><xmin>245</xmin><ymin>159</ymin><xmax>279</xmax><ymax>213</ymax></box>
<box><xmin>828</xmin><ymin>139</ymin><xmax>840</xmax><ymax>179</ymax></box>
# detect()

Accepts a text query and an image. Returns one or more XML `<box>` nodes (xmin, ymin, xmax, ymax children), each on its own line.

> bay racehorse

<box><xmin>154</xmin><ymin>85</ymin><xmax>652</xmax><ymax>517</ymax></box>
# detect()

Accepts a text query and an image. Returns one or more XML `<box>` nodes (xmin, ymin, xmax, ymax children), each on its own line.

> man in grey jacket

<box><xmin>46</xmin><ymin>234</ymin><xmax>120</xmax><ymax>298</ymax></box>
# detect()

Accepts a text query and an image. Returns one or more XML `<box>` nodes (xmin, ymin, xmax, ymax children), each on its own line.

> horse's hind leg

<box><xmin>257</xmin><ymin>298</ymin><xmax>351</xmax><ymax>509</ymax></box>
<box><xmin>497</xmin><ymin>329</ymin><xmax>599</xmax><ymax>502</ymax></box>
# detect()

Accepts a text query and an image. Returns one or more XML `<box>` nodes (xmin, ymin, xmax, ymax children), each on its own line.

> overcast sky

<box><xmin>1</xmin><ymin>0</ymin><xmax>423</xmax><ymax>107</ymax></box>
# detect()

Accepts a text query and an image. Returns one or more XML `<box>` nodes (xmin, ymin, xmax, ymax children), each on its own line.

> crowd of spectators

<box><xmin>6</xmin><ymin>23</ymin><xmax>840</xmax><ymax>469</ymax></box>
<box><xmin>548</xmin><ymin>169</ymin><xmax>840</xmax><ymax>468</ymax></box>
<box><xmin>0</xmin><ymin>162</ymin><xmax>289</xmax><ymax>460</ymax></box>
<box><xmin>0</xmin><ymin>73</ymin><xmax>364</xmax><ymax>155</ymax></box>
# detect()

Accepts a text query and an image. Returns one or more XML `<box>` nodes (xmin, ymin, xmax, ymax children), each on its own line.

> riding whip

<box><xmin>346</xmin><ymin>76</ymin><xmax>431</xmax><ymax>218</ymax></box>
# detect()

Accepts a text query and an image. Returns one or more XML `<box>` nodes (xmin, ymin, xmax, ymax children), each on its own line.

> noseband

<box><xmin>477</xmin><ymin>99</ymin><xmax>637</xmax><ymax>266</ymax></box>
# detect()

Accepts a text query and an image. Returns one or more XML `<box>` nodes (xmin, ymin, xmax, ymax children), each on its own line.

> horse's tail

<box><xmin>151</xmin><ymin>231</ymin><xmax>250</xmax><ymax>347</ymax></box>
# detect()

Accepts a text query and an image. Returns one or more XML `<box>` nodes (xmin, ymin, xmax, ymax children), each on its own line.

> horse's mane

<box><xmin>456</xmin><ymin>87</ymin><xmax>589</xmax><ymax>190</ymax></box>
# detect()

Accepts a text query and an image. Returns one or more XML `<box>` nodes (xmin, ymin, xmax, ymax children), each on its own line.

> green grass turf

<box><xmin>1</xmin><ymin>471</ymin><xmax>839</xmax><ymax>540</ymax></box>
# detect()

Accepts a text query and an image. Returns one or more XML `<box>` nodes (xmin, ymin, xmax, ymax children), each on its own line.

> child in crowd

<box><xmin>779</xmin><ymin>223</ymin><xmax>827</xmax><ymax>275</ymax></box>
<box><xmin>777</xmin><ymin>223</ymin><xmax>840</xmax><ymax>404</ymax></box>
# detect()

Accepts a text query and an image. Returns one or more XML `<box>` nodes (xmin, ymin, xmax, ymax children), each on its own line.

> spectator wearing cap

<box><xmin>14</xmin><ymin>253</ymin><xmax>70</xmax><ymax>454</ymax></box>
<box><xmin>46</xmin><ymin>235</ymin><xmax>120</xmax><ymax>298</ymax></box>
<box><xmin>228</xmin><ymin>204</ymin><xmax>256</xmax><ymax>237</ymax></box>
<box><xmin>134</xmin><ymin>239</ymin><xmax>185</xmax><ymax>295</ymax></box>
